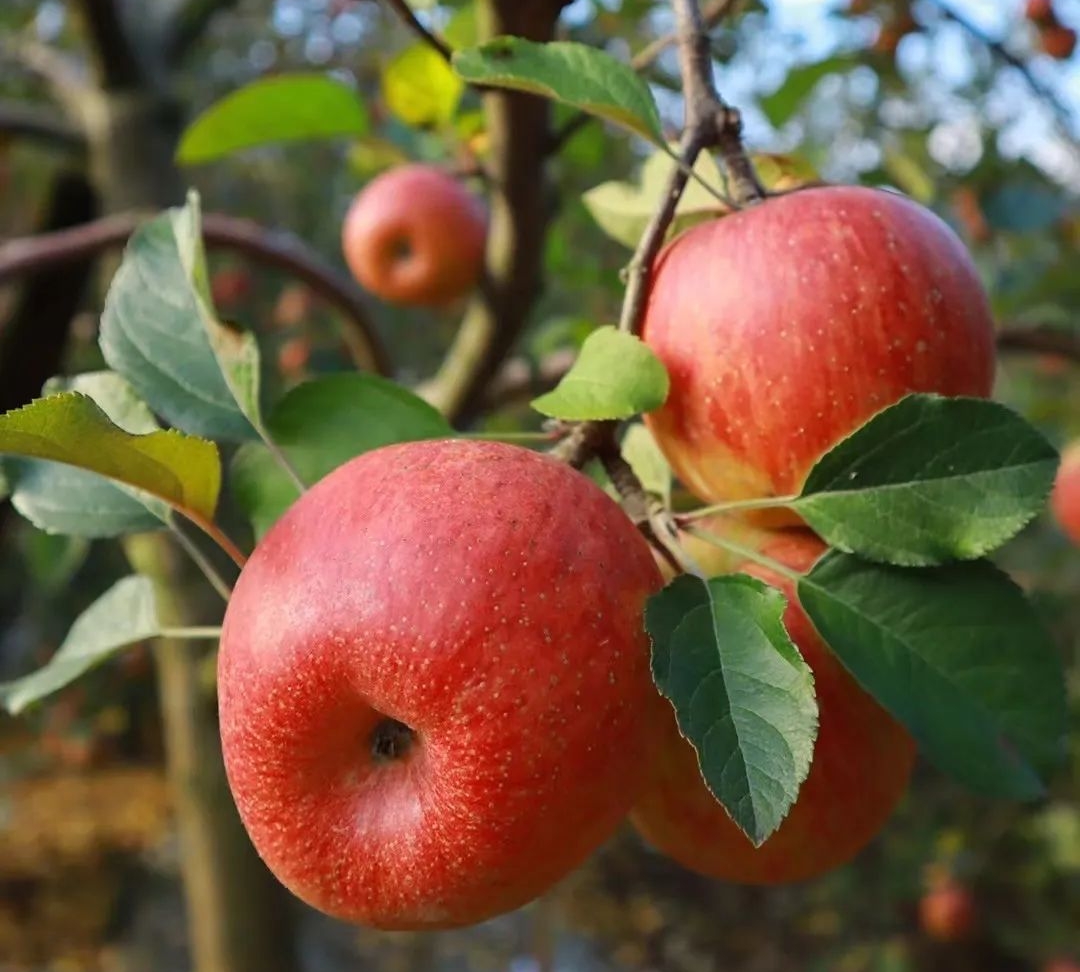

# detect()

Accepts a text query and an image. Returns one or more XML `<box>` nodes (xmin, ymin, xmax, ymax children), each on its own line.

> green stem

<box><xmin>161</xmin><ymin>626</ymin><xmax>223</xmax><ymax>640</ymax></box>
<box><xmin>169</xmin><ymin>520</ymin><xmax>233</xmax><ymax>602</ymax></box>
<box><xmin>660</xmin><ymin>142</ymin><xmax>736</xmax><ymax>208</ymax></box>
<box><xmin>682</xmin><ymin>524</ymin><xmax>803</xmax><ymax>584</ymax></box>
<box><xmin>259</xmin><ymin>428</ymin><xmax>307</xmax><ymax>496</ymax></box>
<box><xmin>679</xmin><ymin>494</ymin><xmax>798</xmax><ymax>521</ymax></box>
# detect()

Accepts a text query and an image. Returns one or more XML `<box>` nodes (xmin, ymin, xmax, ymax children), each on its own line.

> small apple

<box><xmin>210</xmin><ymin>267</ymin><xmax>253</xmax><ymax>310</ymax></box>
<box><xmin>1026</xmin><ymin>0</ymin><xmax>1056</xmax><ymax>26</ymax></box>
<box><xmin>272</xmin><ymin>284</ymin><xmax>316</xmax><ymax>330</ymax></box>
<box><xmin>1040</xmin><ymin>24</ymin><xmax>1077</xmax><ymax>59</ymax></box>
<box><xmin>218</xmin><ymin>439</ymin><xmax>663</xmax><ymax>929</ymax></box>
<box><xmin>632</xmin><ymin>530</ymin><xmax>916</xmax><ymax>884</ymax></box>
<box><xmin>642</xmin><ymin>185</ymin><xmax>996</xmax><ymax>520</ymax></box>
<box><xmin>276</xmin><ymin>336</ymin><xmax>311</xmax><ymax>378</ymax></box>
<box><xmin>1050</xmin><ymin>441</ymin><xmax>1080</xmax><ymax>543</ymax></box>
<box><xmin>341</xmin><ymin>164</ymin><xmax>486</xmax><ymax>308</ymax></box>
<box><xmin>918</xmin><ymin>878</ymin><xmax>977</xmax><ymax>942</ymax></box>
<box><xmin>1042</xmin><ymin>958</ymin><xmax>1080</xmax><ymax>972</ymax></box>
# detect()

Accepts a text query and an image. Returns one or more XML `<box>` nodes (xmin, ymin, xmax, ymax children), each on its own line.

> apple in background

<box><xmin>218</xmin><ymin>439</ymin><xmax>663</xmax><ymax>930</ymax></box>
<box><xmin>1050</xmin><ymin>441</ymin><xmax>1080</xmax><ymax>543</ymax></box>
<box><xmin>210</xmin><ymin>267</ymin><xmax>253</xmax><ymax>310</ymax></box>
<box><xmin>341</xmin><ymin>164</ymin><xmax>487</xmax><ymax>308</ymax></box>
<box><xmin>1042</xmin><ymin>959</ymin><xmax>1080</xmax><ymax>972</ymax></box>
<box><xmin>1040</xmin><ymin>24</ymin><xmax>1077</xmax><ymax>59</ymax></box>
<box><xmin>276</xmin><ymin>335</ymin><xmax>311</xmax><ymax>378</ymax></box>
<box><xmin>642</xmin><ymin>185</ymin><xmax>996</xmax><ymax>522</ymax></box>
<box><xmin>918</xmin><ymin>877</ymin><xmax>977</xmax><ymax>942</ymax></box>
<box><xmin>272</xmin><ymin>283</ymin><xmax>316</xmax><ymax>330</ymax></box>
<box><xmin>632</xmin><ymin>530</ymin><xmax>916</xmax><ymax>884</ymax></box>
<box><xmin>1026</xmin><ymin>0</ymin><xmax>1056</xmax><ymax>26</ymax></box>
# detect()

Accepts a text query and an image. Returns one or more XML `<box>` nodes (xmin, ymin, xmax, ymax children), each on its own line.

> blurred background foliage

<box><xmin>0</xmin><ymin>1</ymin><xmax>1078</xmax><ymax>970</ymax></box>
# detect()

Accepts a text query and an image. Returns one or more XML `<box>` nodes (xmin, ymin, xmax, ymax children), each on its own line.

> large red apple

<box><xmin>218</xmin><ymin>439</ymin><xmax>663</xmax><ymax>929</ymax></box>
<box><xmin>642</xmin><ymin>185</ymin><xmax>996</xmax><ymax>520</ymax></box>
<box><xmin>1050</xmin><ymin>440</ymin><xmax>1080</xmax><ymax>543</ymax></box>
<box><xmin>341</xmin><ymin>164</ymin><xmax>486</xmax><ymax>308</ymax></box>
<box><xmin>631</xmin><ymin>530</ymin><xmax>916</xmax><ymax>884</ymax></box>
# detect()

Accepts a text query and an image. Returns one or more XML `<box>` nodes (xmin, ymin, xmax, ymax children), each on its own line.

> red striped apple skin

<box><xmin>642</xmin><ymin>185</ymin><xmax>996</xmax><ymax>519</ymax></box>
<box><xmin>631</xmin><ymin>530</ymin><xmax>916</xmax><ymax>885</ymax></box>
<box><xmin>218</xmin><ymin>439</ymin><xmax>663</xmax><ymax>930</ymax></box>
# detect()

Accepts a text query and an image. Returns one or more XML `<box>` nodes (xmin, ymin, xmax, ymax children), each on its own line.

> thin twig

<box><xmin>550</xmin><ymin>0</ymin><xmax>739</xmax><ymax>152</ymax></box>
<box><xmin>0</xmin><ymin>211</ymin><xmax>392</xmax><ymax>376</ymax></box>
<box><xmin>926</xmin><ymin>0</ymin><xmax>1079</xmax><ymax>147</ymax></box>
<box><xmin>162</xmin><ymin>0</ymin><xmax>241</xmax><ymax>65</ymax></box>
<box><xmin>169</xmin><ymin>520</ymin><xmax>234</xmax><ymax>602</ymax></box>
<box><xmin>381</xmin><ymin>0</ymin><xmax>453</xmax><ymax>63</ymax></box>
<box><xmin>997</xmin><ymin>325</ymin><xmax>1080</xmax><ymax>363</ymax></box>
<box><xmin>0</xmin><ymin>101</ymin><xmax>86</xmax><ymax>151</ymax></box>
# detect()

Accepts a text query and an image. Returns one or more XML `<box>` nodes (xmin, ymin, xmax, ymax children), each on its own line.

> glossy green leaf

<box><xmin>231</xmin><ymin>373</ymin><xmax>453</xmax><ymax>537</ymax></box>
<box><xmin>177</xmin><ymin>74</ymin><xmax>369</xmax><ymax>164</ymax></box>
<box><xmin>646</xmin><ymin>574</ymin><xmax>818</xmax><ymax>845</ymax></box>
<box><xmin>8</xmin><ymin>372</ymin><xmax>167</xmax><ymax>537</ymax></box>
<box><xmin>453</xmin><ymin>38</ymin><xmax>662</xmax><ymax>143</ymax></box>
<box><xmin>531</xmin><ymin>327</ymin><xmax>669</xmax><ymax>421</ymax></box>
<box><xmin>0</xmin><ymin>393</ymin><xmax>220</xmax><ymax>527</ymax></box>
<box><xmin>800</xmin><ymin>552</ymin><xmax>1067</xmax><ymax>800</ymax></box>
<box><xmin>100</xmin><ymin>195</ymin><xmax>257</xmax><ymax>442</ymax></box>
<box><xmin>0</xmin><ymin>576</ymin><xmax>160</xmax><ymax>714</ymax></box>
<box><xmin>794</xmin><ymin>396</ymin><xmax>1059</xmax><ymax>566</ymax></box>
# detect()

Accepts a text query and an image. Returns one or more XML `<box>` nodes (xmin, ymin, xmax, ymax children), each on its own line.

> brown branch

<box><xmin>420</xmin><ymin>1</ymin><xmax>565</xmax><ymax>424</ymax></box>
<box><xmin>0</xmin><ymin>212</ymin><xmax>392</xmax><ymax>376</ymax></box>
<box><xmin>0</xmin><ymin>36</ymin><xmax>92</xmax><ymax>119</ymax></box>
<box><xmin>163</xmin><ymin>0</ymin><xmax>242</xmax><ymax>65</ymax></box>
<box><xmin>997</xmin><ymin>325</ymin><xmax>1080</xmax><ymax>362</ymax></box>
<box><xmin>381</xmin><ymin>0</ymin><xmax>454</xmax><ymax>63</ymax></box>
<box><xmin>482</xmin><ymin>349</ymin><xmax>577</xmax><ymax>411</ymax></box>
<box><xmin>70</xmin><ymin>0</ymin><xmax>145</xmax><ymax>90</ymax></box>
<box><xmin>0</xmin><ymin>101</ymin><xmax>86</xmax><ymax>151</ymax></box>
<box><xmin>926</xmin><ymin>0</ymin><xmax>1079</xmax><ymax>147</ymax></box>
<box><xmin>550</xmin><ymin>0</ymin><xmax>740</xmax><ymax>152</ymax></box>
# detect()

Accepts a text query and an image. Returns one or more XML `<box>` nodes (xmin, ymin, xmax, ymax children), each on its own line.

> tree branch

<box><xmin>550</xmin><ymin>0</ymin><xmax>740</xmax><ymax>152</ymax></box>
<box><xmin>420</xmin><ymin>1</ymin><xmax>565</xmax><ymax>424</ymax></box>
<box><xmin>162</xmin><ymin>0</ymin><xmax>241</xmax><ymax>65</ymax></box>
<box><xmin>926</xmin><ymin>0</ymin><xmax>1079</xmax><ymax>146</ymax></box>
<box><xmin>997</xmin><ymin>325</ymin><xmax>1080</xmax><ymax>362</ymax></box>
<box><xmin>0</xmin><ymin>36</ymin><xmax>92</xmax><ymax>119</ymax></box>
<box><xmin>0</xmin><ymin>101</ymin><xmax>86</xmax><ymax>151</ymax></box>
<box><xmin>481</xmin><ymin>349</ymin><xmax>577</xmax><ymax>411</ymax></box>
<box><xmin>0</xmin><ymin>212</ymin><xmax>392</xmax><ymax>376</ymax></box>
<box><xmin>70</xmin><ymin>0</ymin><xmax>145</xmax><ymax>90</ymax></box>
<box><xmin>381</xmin><ymin>0</ymin><xmax>454</xmax><ymax>63</ymax></box>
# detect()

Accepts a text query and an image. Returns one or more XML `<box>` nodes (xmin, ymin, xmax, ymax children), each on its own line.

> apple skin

<box><xmin>1040</xmin><ymin>24</ymin><xmax>1077</xmax><ymax>59</ymax></box>
<box><xmin>218</xmin><ymin>439</ymin><xmax>663</xmax><ymax>930</ymax></box>
<box><xmin>631</xmin><ymin>530</ymin><xmax>916</xmax><ymax>884</ymax></box>
<box><xmin>918</xmin><ymin>879</ymin><xmax>977</xmax><ymax>942</ymax></box>
<box><xmin>641</xmin><ymin>185</ymin><xmax>996</xmax><ymax>521</ymax></box>
<box><xmin>1050</xmin><ymin>441</ymin><xmax>1080</xmax><ymax>543</ymax></box>
<box><xmin>341</xmin><ymin>164</ymin><xmax>486</xmax><ymax>308</ymax></box>
<box><xmin>1026</xmin><ymin>0</ymin><xmax>1056</xmax><ymax>25</ymax></box>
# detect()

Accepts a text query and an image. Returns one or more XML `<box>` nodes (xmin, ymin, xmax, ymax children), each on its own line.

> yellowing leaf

<box><xmin>383</xmin><ymin>43</ymin><xmax>463</xmax><ymax>127</ymax></box>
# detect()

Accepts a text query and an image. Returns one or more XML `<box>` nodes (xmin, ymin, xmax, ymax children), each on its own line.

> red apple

<box><xmin>210</xmin><ymin>267</ymin><xmax>253</xmax><ymax>310</ymax></box>
<box><xmin>1050</xmin><ymin>441</ymin><xmax>1080</xmax><ymax>543</ymax></box>
<box><xmin>341</xmin><ymin>164</ymin><xmax>486</xmax><ymax>308</ymax></box>
<box><xmin>632</xmin><ymin>530</ymin><xmax>916</xmax><ymax>884</ymax></box>
<box><xmin>218</xmin><ymin>439</ymin><xmax>663</xmax><ymax>929</ymax></box>
<box><xmin>918</xmin><ymin>878</ymin><xmax>977</xmax><ymax>942</ymax></box>
<box><xmin>1040</xmin><ymin>24</ymin><xmax>1077</xmax><ymax>59</ymax></box>
<box><xmin>1042</xmin><ymin>958</ymin><xmax>1080</xmax><ymax>972</ymax></box>
<box><xmin>1026</xmin><ymin>0</ymin><xmax>1056</xmax><ymax>26</ymax></box>
<box><xmin>276</xmin><ymin>336</ymin><xmax>311</xmax><ymax>378</ymax></box>
<box><xmin>642</xmin><ymin>185</ymin><xmax>996</xmax><ymax>521</ymax></box>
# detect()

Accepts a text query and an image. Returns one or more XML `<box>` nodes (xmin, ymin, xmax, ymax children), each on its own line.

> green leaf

<box><xmin>0</xmin><ymin>576</ymin><xmax>160</xmax><ymax>714</ymax></box>
<box><xmin>760</xmin><ymin>56</ymin><xmax>856</xmax><ymax>127</ymax></box>
<box><xmin>8</xmin><ymin>372</ymin><xmax>168</xmax><ymax>537</ymax></box>
<box><xmin>0</xmin><ymin>393</ymin><xmax>221</xmax><ymax>528</ymax></box>
<box><xmin>646</xmin><ymin>574</ymin><xmax>818</xmax><ymax>845</ymax></box>
<box><xmin>793</xmin><ymin>396</ymin><xmax>1059</xmax><ymax>566</ymax></box>
<box><xmin>231</xmin><ymin>373</ymin><xmax>452</xmax><ymax>538</ymax></box>
<box><xmin>383</xmin><ymin>43</ymin><xmax>464</xmax><ymax>127</ymax></box>
<box><xmin>100</xmin><ymin>194</ymin><xmax>257</xmax><ymax>442</ymax></box>
<box><xmin>453</xmin><ymin>38</ymin><xmax>662</xmax><ymax>143</ymax></box>
<box><xmin>621</xmin><ymin>423</ymin><xmax>671</xmax><ymax>508</ymax></box>
<box><xmin>583</xmin><ymin>149</ymin><xmax>728</xmax><ymax>249</ymax></box>
<box><xmin>531</xmin><ymin>327</ymin><xmax>669</xmax><ymax>421</ymax></box>
<box><xmin>800</xmin><ymin>552</ymin><xmax>1067</xmax><ymax>800</ymax></box>
<box><xmin>177</xmin><ymin>74</ymin><xmax>370</xmax><ymax>164</ymax></box>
